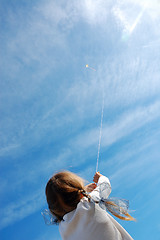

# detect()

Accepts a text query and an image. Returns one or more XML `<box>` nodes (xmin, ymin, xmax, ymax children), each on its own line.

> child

<box><xmin>45</xmin><ymin>171</ymin><xmax>134</xmax><ymax>240</ymax></box>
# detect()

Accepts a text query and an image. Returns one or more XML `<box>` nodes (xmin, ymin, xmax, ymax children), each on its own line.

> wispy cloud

<box><xmin>113</xmin><ymin>0</ymin><xmax>160</xmax><ymax>43</ymax></box>
<box><xmin>35</xmin><ymin>232</ymin><xmax>61</xmax><ymax>240</ymax></box>
<box><xmin>129</xmin><ymin>7</ymin><xmax>146</xmax><ymax>34</ymax></box>
<box><xmin>73</xmin><ymin>100</ymin><xmax>160</xmax><ymax>151</ymax></box>
<box><xmin>0</xmin><ymin>143</ymin><xmax>20</xmax><ymax>157</ymax></box>
<box><xmin>125</xmin><ymin>0</ymin><xmax>160</xmax><ymax>18</ymax></box>
<box><xmin>0</xmin><ymin>189</ymin><xmax>44</xmax><ymax>230</ymax></box>
<box><xmin>80</xmin><ymin>0</ymin><xmax>112</xmax><ymax>25</ymax></box>
<box><xmin>110</xmin><ymin>146</ymin><xmax>160</xmax><ymax>190</ymax></box>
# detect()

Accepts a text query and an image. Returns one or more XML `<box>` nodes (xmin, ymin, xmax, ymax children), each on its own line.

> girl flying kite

<box><xmin>43</xmin><ymin>171</ymin><xmax>135</xmax><ymax>240</ymax></box>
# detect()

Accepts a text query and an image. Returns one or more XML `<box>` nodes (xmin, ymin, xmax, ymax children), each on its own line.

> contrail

<box><xmin>129</xmin><ymin>6</ymin><xmax>146</xmax><ymax>34</ymax></box>
<box><xmin>122</xmin><ymin>5</ymin><xmax>147</xmax><ymax>41</ymax></box>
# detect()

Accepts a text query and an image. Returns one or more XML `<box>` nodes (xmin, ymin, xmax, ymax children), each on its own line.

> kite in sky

<box><xmin>86</xmin><ymin>64</ymin><xmax>96</xmax><ymax>71</ymax></box>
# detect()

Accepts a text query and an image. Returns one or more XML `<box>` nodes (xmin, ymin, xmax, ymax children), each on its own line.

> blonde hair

<box><xmin>45</xmin><ymin>171</ymin><xmax>135</xmax><ymax>222</ymax></box>
<box><xmin>104</xmin><ymin>200</ymin><xmax>135</xmax><ymax>221</ymax></box>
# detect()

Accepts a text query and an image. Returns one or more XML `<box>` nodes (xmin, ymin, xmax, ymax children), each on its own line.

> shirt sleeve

<box><xmin>89</xmin><ymin>175</ymin><xmax>111</xmax><ymax>201</ymax></box>
<box><xmin>97</xmin><ymin>175</ymin><xmax>111</xmax><ymax>186</ymax></box>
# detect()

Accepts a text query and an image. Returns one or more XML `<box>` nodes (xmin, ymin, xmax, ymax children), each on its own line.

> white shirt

<box><xmin>59</xmin><ymin>176</ymin><xmax>133</xmax><ymax>240</ymax></box>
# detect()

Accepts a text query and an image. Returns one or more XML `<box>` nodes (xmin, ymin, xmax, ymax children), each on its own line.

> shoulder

<box><xmin>62</xmin><ymin>197</ymin><xmax>95</xmax><ymax>223</ymax></box>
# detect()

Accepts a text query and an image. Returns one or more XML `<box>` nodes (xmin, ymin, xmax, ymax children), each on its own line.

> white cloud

<box><xmin>5</xmin><ymin>4</ymin><xmax>66</xmax><ymax>68</ymax></box>
<box><xmin>0</xmin><ymin>149</ymin><xmax>74</xmax><ymax>230</ymax></box>
<box><xmin>102</xmin><ymin>101</ymin><xmax>160</xmax><ymax>145</ymax></box>
<box><xmin>73</xmin><ymin>100</ymin><xmax>160</xmax><ymax>151</ymax></box>
<box><xmin>80</xmin><ymin>0</ymin><xmax>112</xmax><ymax>25</ymax></box>
<box><xmin>112</xmin><ymin>0</ymin><xmax>160</xmax><ymax>43</ymax></box>
<box><xmin>35</xmin><ymin>232</ymin><xmax>61</xmax><ymax>240</ymax></box>
<box><xmin>99</xmin><ymin>55</ymin><xmax>160</xmax><ymax>108</ymax></box>
<box><xmin>112</xmin><ymin>6</ymin><xmax>130</xmax><ymax>32</ymax></box>
<box><xmin>0</xmin><ymin>143</ymin><xmax>20</xmax><ymax>157</ymax></box>
<box><xmin>115</xmin><ymin>0</ymin><xmax>160</xmax><ymax>18</ymax></box>
<box><xmin>36</xmin><ymin>0</ymin><xmax>81</xmax><ymax>32</ymax></box>
<box><xmin>0</xmin><ymin>189</ymin><xmax>44</xmax><ymax>230</ymax></box>
<box><xmin>110</xmin><ymin>150</ymin><xmax>160</xmax><ymax>189</ymax></box>
<box><xmin>124</xmin><ymin>0</ymin><xmax>160</xmax><ymax>19</ymax></box>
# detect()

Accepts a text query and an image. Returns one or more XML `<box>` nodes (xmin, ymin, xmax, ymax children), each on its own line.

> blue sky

<box><xmin>0</xmin><ymin>0</ymin><xmax>160</xmax><ymax>239</ymax></box>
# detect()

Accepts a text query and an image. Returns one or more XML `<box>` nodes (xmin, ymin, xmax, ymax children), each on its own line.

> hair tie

<box><xmin>79</xmin><ymin>189</ymin><xmax>85</xmax><ymax>194</ymax></box>
<box><xmin>79</xmin><ymin>189</ymin><xmax>91</xmax><ymax>201</ymax></box>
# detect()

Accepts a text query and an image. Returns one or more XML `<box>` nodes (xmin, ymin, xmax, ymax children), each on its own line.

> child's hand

<box><xmin>93</xmin><ymin>172</ymin><xmax>102</xmax><ymax>183</ymax></box>
<box><xmin>84</xmin><ymin>183</ymin><xmax>97</xmax><ymax>192</ymax></box>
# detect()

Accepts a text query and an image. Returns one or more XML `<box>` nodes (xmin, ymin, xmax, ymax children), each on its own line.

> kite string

<box><xmin>85</xmin><ymin>64</ymin><xmax>104</xmax><ymax>172</ymax></box>
<box><xmin>96</xmin><ymin>94</ymin><xmax>104</xmax><ymax>172</ymax></box>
